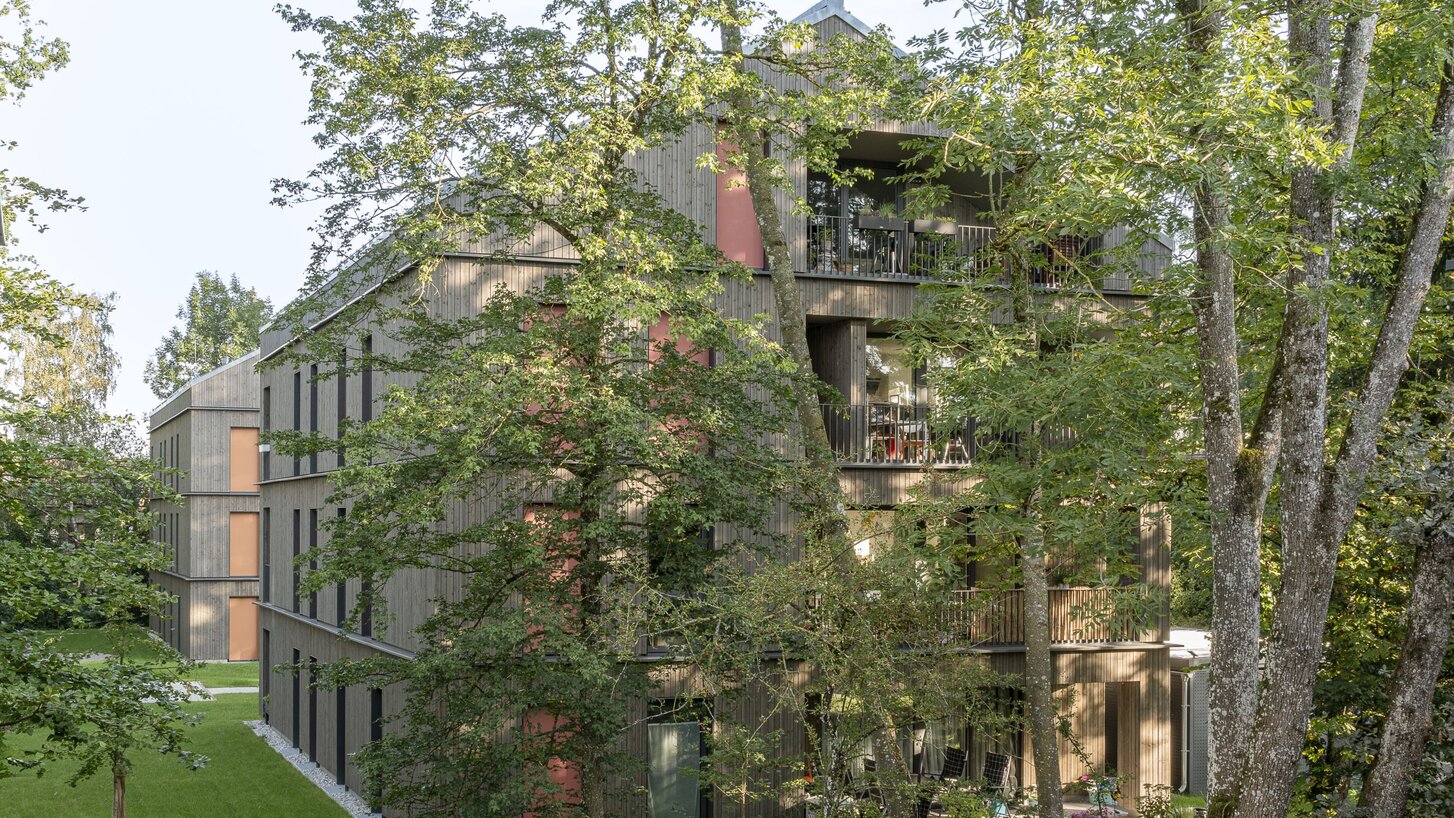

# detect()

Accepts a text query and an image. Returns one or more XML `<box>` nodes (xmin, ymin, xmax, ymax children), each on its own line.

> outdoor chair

<box><xmin>940</xmin><ymin>747</ymin><xmax>966</xmax><ymax>782</ymax></box>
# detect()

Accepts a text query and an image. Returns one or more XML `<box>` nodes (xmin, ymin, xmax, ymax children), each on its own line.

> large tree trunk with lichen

<box><xmin>1234</xmin><ymin>30</ymin><xmax>1454</xmax><ymax>818</ymax></box>
<box><xmin>1359</xmin><ymin>529</ymin><xmax>1454</xmax><ymax>818</ymax></box>
<box><xmin>1173</xmin><ymin>3</ymin><xmax>1452</xmax><ymax>816</ymax></box>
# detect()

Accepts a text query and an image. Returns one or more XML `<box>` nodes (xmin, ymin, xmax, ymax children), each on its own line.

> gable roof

<box><xmin>789</xmin><ymin>0</ymin><xmax>906</xmax><ymax>57</ymax></box>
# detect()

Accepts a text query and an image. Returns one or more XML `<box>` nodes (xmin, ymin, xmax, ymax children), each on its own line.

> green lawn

<box><xmin>184</xmin><ymin>661</ymin><xmax>260</xmax><ymax>689</ymax></box>
<box><xmin>1172</xmin><ymin>792</ymin><xmax>1207</xmax><ymax>815</ymax></box>
<box><xmin>0</xmin><ymin>693</ymin><xmax>348</xmax><ymax>818</ymax></box>
<box><xmin>38</xmin><ymin>627</ymin><xmax>259</xmax><ymax>689</ymax></box>
<box><xmin>42</xmin><ymin>624</ymin><xmax>166</xmax><ymax>662</ymax></box>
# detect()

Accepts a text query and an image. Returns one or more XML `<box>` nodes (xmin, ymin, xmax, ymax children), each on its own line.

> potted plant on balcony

<box><xmin>855</xmin><ymin>203</ymin><xmax>905</xmax><ymax>232</ymax></box>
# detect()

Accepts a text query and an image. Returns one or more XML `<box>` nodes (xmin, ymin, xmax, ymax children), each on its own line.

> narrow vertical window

<box><xmin>370</xmin><ymin>688</ymin><xmax>383</xmax><ymax>742</ymax></box>
<box><xmin>293</xmin><ymin>371</ymin><xmax>302</xmax><ymax>477</ymax></box>
<box><xmin>336</xmin><ymin>686</ymin><xmax>347</xmax><ymax>779</ymax></box>
<box><xmin>309</xmin><ymin>364</ymin><xmax>319</xmax><ymax>474</ymax></box>
<box><xmin>337</xmin><ymin>349</ymin><xmax>347</xmax><ymax>468</ymax></box>
<box><xmin>361</xmin><ymin>335</ymin><xmax>373</xmax><ymax>423</ymax></box>
<box><xmin>308</xmin><ymin>658</ymin><xmax>318</xmax><ymax>761</ymax></box>
<box><xmin>308</xmin><ymin>509</ymin><xmax>318</xmax><ymax>619</ymax></box>
<box><xmin>261</xmin><ymin>508</ymin><xmax>272</xmax><ymax>603</ymax></box>
<box><xmin>360</xmin><ymin>578</ymin><xmax>373</xmax><ymax>637</ymax></box>
<box><xmin>292</xmin><ymin>509</ymin><xmax>301</xmax><ymax>612</ymax></box>
<box><xmin>336</xmin><ymin>508</ymin><xmax>347</xmax><ymax>626</ymax></box>
<box><xmin>261</xmin><ymin>628</ymin><xmax>271</xmax><ymax>723</ymax></box>
<box><xmin>291</xmin><ymin>649</ymin><xmax>301</xmax><ymax>748</ymax></box>
<box><xmin>261</xmin><ymin>386</ymin><xmax>272</xmax><ymax>480</ymax></box>
<box><xmin>369</xmin><ymin>687</ymin><xmax>384</xmax><ymax>810</ymax></box>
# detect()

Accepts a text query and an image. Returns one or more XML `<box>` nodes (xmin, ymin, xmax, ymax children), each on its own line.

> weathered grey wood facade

<box><xmin>147</xmin><ymin>352</ymin><xmax>262</xmax><ymax>661</ymax></box>
<box><xmin>252</xmin><ymin>2</ymin><xmax>1174</xmax><ymax>814</ymax></box>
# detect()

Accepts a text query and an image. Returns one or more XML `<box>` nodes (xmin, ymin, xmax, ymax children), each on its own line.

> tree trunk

<box><xmin>1174</xmin><ymin>3</ymin><xmax>1281</xmax><ymax>808</ymax></box>
<box><xmin>1021</xmin><ymin>514</ymin><xmax>1064</xmax><ymax>818</ymax></box>
<box><xmin>869</xmin><ymin>710</ymin><xmax>917</xmax><ymax>818</ymax></box>
<box><xmin>1360</xmin><ymin>530</ymin><xmax>1454</xmax><ymax>818</ymax></box>
<box><xmin>1236</xmin><ymin>33</ymin><xmax>1454</xmax><ymax>818</ymax></box>
<box><xmin>719</xmin><ymin>9</ymin><xmax>918</xmax><ymax>816</ymax></box>
<box><xmin>112</xmin><ymin>758</ymin><xmax>126</xmax><ymax>818</ymax></box>
<box><xmin>581</xmin><ymin>754</ymin><xmax>607</xmax><ymax>818</ymax></box>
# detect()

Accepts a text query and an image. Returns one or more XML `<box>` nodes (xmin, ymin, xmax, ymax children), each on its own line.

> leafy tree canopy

<box><xmin>144</xmin><ymin>271</ymin><xmax>272</xmax><ymax>400</ymax></box>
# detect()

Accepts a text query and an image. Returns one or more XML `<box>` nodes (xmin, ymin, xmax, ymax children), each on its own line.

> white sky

<box><xmin>7</xmin><ymin>0</ymin><xmax>951</xmax><ymax>419</ymax></box>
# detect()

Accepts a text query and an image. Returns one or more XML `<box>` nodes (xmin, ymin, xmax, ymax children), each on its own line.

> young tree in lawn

<box><xmin>271</xmin><ymin>2</ymin><xmax>807</xmax><ymax>814</ymax></box>
<box><xmin>143</xmin><ymin>271</ymin><xmax>273</xmax><ymax>399</ymax></box>
<box><xmin>0</xmin><ymin>404</ymin><xmax>208</xmax><ymax>818</ymax></box>
<box><xmin>0</xmin><ymin>7</ymin><xmax>206</xmax><ymax>815</ymax></box>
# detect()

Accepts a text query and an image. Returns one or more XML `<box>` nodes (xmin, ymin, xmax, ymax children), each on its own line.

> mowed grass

<box><xmin>184</xmin><ymin>661</ymin><xmax>260</xmax><ymax>689</ymax></box>
<box><xmin>1</xmin><ymin>693</ymin><xmax>348</xmax><ymax>818</ymax></box>
<box><xmin>38</xmin><ymin>627</ymin><xmax>259</xmax><ymax>689</ymax></box>
<box><xmin>43</xmin><ymin>624</ymin><xmax>166</xmax><ymax>661</ymax></box>
<box><xmin>1172</xmin><ymin>792</ymin><xmax>1207</xmax><ymax>815</ymax></box>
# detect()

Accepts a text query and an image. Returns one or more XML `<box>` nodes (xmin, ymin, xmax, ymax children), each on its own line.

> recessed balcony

<box><xmin>820</xmin><ymin>403</ymin><xmax>1003</xmax><ymax>466</ymax></box>
<box><xmin>806</xmin><ymin>215</ymin><xmax>996</xmax><ymax>279</ymax></box>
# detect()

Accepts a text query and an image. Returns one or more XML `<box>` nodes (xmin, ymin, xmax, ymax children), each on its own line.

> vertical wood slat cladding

<box><xmin>148</xmin><ymin>355</ymin><xmax>260</xmax><ymax>660</ymax></box>
<box><xmin>257</xmin><ymin>607</ymin><xmax>408</xmax><ymax>798</ymax></box>
<box><xmin>258</xmin><ymin>258</ymin><xmax>1171</xmax><ymax>812</ymax></box>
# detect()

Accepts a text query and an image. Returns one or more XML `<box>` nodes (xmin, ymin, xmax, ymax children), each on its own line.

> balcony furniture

<box><xmin>983</xmin><ymin>752</ymin><xmax>1011</xmax><ymax>793</ymax></box>
<box><xmin>941</xmin><ymin>747</ymin><xmax>966</xmax><ymax>782</ymax></box>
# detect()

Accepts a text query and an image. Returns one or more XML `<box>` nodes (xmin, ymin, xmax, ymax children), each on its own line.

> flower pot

<box><xmin>855</xmin><ymin>213</ymin><xmax>905</xmax><ymax>231</ymax></box>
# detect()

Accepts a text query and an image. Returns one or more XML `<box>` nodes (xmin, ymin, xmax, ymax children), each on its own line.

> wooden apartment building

<box><xmin>148</xmin><ymin>352</ymin><xmax>262</xmax><ymax>661</ymax></box>
<box><xmin>253</xmin><ymin>1</ymin><xmax>1174</xmax><ymax>813</ymax></box>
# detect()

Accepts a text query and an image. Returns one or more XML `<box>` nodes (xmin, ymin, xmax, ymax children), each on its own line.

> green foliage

<box><xmin>270</xmin><ymin>3</ymin><xmax>835</xmax><ymax>815</ymax></box>
<box><xmin>6</xmin><ymin>292</ymin><xmax>119</xmax><ymax>411</ymax></box>
<box><xmin>144</xmin><ymin>271</ymin><xmax>272</xmax><ymax>400</ymax></box>
<box><xmin>0</xmin><ymin>402</ymin><xmax>205</xmax><ymax>794</ymax></box>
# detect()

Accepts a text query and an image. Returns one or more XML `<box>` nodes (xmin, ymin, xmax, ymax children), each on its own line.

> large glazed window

<box><xmin>647</xmin><ymin>700</ymin><xmax>711</xmax><ymax>818</ymax></box>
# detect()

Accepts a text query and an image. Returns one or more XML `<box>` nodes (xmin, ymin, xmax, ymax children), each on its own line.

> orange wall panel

<box><xmin>227</xmin><ymin>596</ymin><xmax>259</xmax><ymax>661</ymax></box>
<box><xmin>715</xmin><ymin>137</ymin><xmax>765</xmax><ymax>268</ymax></box>
<box><xmin>229</xmin><ymin>427</ymin><xmax>260</xmax><ymax>492</ymax></box>
<box><xmin>229</xmin><ymin>511</ymin><xmax>260</xmax><ymax>576</ymax></box>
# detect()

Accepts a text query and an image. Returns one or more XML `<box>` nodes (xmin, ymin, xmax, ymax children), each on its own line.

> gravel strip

<box><xmin>246</xmin><ymin>719</ymin><xmax>379</xmax><ymax>817</ymax></box>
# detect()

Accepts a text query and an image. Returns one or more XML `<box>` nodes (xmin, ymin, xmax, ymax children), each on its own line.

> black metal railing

<box><xmin>804</xmin><ymin>216</ymin><xmax>1160</xmax><ymax>291</ymax></box>
<box><xmin>820</xmin><ymin>403</ymin><xmax>999</xmax><ymax>466</ymax></box>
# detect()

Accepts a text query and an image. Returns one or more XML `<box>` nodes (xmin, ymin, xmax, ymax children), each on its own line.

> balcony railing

<box><xmin>821</xmin><ymin>403</ymin><xmax>994</xmax><ymax>466</ymax></box>
<box><xmin>804</xmin><ymin>216</ymin><xmax>1162</xmax><ymax>291</ymax></box>
<box><xmin>939</xmin><ymin>587</ymin><xmax>1148</xmax><ymax>646</ymax></box>
<box><xmin>807</xmin><ymin>215</ymin><xmax>997</xmax><ymax>279</ymax></box>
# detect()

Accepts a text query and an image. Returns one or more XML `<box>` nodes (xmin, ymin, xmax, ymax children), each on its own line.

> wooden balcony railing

<box><xmin>938</xmin><ymin>587</ymin><xmax>1149</xmax><ymax>646</ymax></box>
